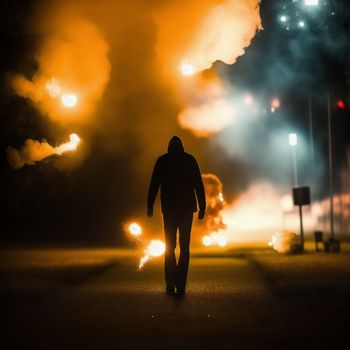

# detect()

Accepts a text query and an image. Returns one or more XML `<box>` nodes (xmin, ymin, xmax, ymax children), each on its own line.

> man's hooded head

<box><xmin>167</xmin><ymin>136</ymin><xmax>184</xmax><ymax>154</ymax></box>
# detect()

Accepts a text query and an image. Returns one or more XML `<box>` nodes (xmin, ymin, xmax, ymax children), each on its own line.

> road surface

<box><xmin>1</xmin><ymin>245</ymin><xmax>349</xmax><ymax>349</ymax></box>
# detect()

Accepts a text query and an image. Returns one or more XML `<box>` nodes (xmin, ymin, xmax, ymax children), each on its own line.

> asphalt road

<box><xmin>1</xmin><ymin>246</ymin><xmax>350</xmax><ymax>349</ymax></box>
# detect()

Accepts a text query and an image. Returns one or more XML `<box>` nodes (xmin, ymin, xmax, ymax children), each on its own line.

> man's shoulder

<box><xmin>158</xmin><ymin>154</ymin><xmax>168</xmax><ymax>161</ymax></box>
<box><xmin>158</xmin><ymin>152</ymin><xmax>196</xmax><ymax>162</ymax></box>
<box><xmin>184</xmin><ymin>152</ymin><xmax>196</xmax><ymax>162</ymax></box>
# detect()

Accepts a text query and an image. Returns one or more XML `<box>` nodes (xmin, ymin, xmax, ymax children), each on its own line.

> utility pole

<box><xmin>327</xmin><ymin>93</ymin><xmax>334</xmax><ymax>240</ymax></box>
<box><xmin>308</xmin><ymin>93</ymin><xmax>315</xmax><ymax>180</ymax></box>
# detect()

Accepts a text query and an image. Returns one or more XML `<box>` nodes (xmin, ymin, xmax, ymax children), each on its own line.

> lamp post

<box><xmin>289</xmin><ymin>133</ymin><xmax>298</xmax><ymax>187</ymax></box>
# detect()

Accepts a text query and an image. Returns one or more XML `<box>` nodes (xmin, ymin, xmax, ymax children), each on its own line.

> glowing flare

<box><xmin>181</xmin><ymin>62</ymin><xmax>195</xmax><ymax>76</ymax></box>
<box><xmin>61</xmin><ymin>93</ymin><xmax>78</xmax><ymax>108</ymax></box>
<box><xmin>138</xmin><ymin>240</ymin><xmax>165</xmax><ymax>269</ymax></box>
<box><xmin>56</xmin><ymin>133</ymin><xmax>80</xmax><ymax>154</ymax></box>
<box><xmin>129</xmin><ymin>223</ymin><xmax>142</xmax><ymax>236</ymax></box>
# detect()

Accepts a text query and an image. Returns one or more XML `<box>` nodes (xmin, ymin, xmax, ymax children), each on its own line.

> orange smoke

<box><xmin>178</xmin><ymin>97</ymin><xmax>234</xmax><ymax>137</ymax></box>
<box><xmin>10</xmin><ymin>8</ymin><xmax>110</xmax><ymax>124</ymax></box>
<box><xmin>155</xmin><ymin>0</ymin><xmax>262</xmax><ymax>76</ymax></box>
<box><xmin>6</xmin><ymin>133</ymin><xmax>81</xmax><ymax>170</ymax></box>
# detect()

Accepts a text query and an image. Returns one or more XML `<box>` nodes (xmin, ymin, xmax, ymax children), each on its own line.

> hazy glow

<box><xmin>128</xmin><ymin>223</ymin><xmax>142</xmax><ymax>236</ymax></box>
<box><xmin>288</xmin><ymin>133</ymin><xmax>297</xmax><ymax>146</ymax></box>
<box><xmin>243</xmin><ymin>94</ymin><xmax>254</xmax><ymax>106</ymax></box>
<box><xmin>298</xmin><ymin>21</ymin><xmax>305</xmax><ymax>28</ymax></box>
<box><xmin>281</xmin><ymin>194</ymin><xmax>294</xmax><ymax>212</ymax></box>
<box><xmin>61</xmin><ymin>94</ymin><xmax>78</xmax><ymax>108</ymax></box>
<box><xmin>304</xmin><ymin>0</ymin><xmax>319</xmax><ymax>6</ymax></box>
<box><xmin>46</xmin><ymin>78</ymin><xmax>62</xmax><ymax>98</ymax></box>
<box><xmin>271</xmin><ymin>98</ymin><xmax>281</xmax><ymax>109</ymax></box>
<box><xmin>178</xmin><ymin>98</ymin><xmax>234</xmax><ymax>137</ymax></box>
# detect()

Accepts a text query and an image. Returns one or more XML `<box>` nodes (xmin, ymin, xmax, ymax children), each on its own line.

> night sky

<box><xmin>2</xmin><ymin>0</ymin><xmax>350</xmax><ymax>246</ymax></box>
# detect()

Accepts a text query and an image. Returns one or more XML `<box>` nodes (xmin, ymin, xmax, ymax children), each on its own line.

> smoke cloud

<box><xmin>155</xmin><ymin>0</ymin><xmax>262</xmax><ymax>75</ymax></box>
<box><xmin>6</xmin><ymin>134</ymin><xmax>80</xmax><ymax>169</ymax></box>
<box><xmin>10</xmin><ymin>7</ymin><xmax>111</xmax><ymax>124</ymax></box>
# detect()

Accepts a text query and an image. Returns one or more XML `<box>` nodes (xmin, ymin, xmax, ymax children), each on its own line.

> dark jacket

<box><xmin>147</xmin><ymin>137</ymin><xmax>206</xmax><ymax>214</ymax></box>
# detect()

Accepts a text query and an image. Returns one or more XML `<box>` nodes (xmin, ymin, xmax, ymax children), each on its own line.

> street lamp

<box><xmin>289</xmin><ymin>133</ymin><xmax>298</xmax><ymax>187</ymax></box>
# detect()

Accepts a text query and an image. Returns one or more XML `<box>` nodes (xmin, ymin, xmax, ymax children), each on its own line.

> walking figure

<box><xmin>147</xmin><ymin>136</ymin><xmax>206</xmax><ymax>295</ymax></box>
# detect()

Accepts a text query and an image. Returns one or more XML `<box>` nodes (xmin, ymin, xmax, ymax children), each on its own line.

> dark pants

<box><xmin>163</xmin><ymin>212</ymin><xmax>193</xmax><ymax>289</ymax></box>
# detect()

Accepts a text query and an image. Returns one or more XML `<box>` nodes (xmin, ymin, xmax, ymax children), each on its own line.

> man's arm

<box><xmin>193</xmin><ymin>158</ymin><xmax>206</xmax><ymax>219</ymax></box>
<box><xmin>147</xmin><ymin>158</ymin><xmax>161</xmax><ymax>217</ymax></box>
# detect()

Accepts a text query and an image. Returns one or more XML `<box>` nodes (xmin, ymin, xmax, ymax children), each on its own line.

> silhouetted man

<box><xmin>147</xmin><ymin>136</ymin><xmax>206</xmax><ymax>295</ymax></box>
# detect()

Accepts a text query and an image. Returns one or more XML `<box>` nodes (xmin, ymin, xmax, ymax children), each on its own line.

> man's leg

<box><xmin>163</xmin><ymin>213</ymin><xmax>178</xmax><ymax>292</ymax></box>
<box><xmin>177</xmin><ymin>212</ymin><xmax>193</xmax><ymax>292</ymax></box>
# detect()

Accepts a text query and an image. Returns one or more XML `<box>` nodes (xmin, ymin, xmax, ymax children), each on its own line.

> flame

<box><xmin>56</xmin><ymin>133</ymin><xmax>80</xmax><ymax>155</ymax></box>
<box><xmin>138</xmin><ymin>240</ymin><xmax>165</xmax><ymax>270</ymax></box>
<box><xmin>128</xmin><ymin>223</ymin><xmax>142</xmax><ymax>236</ymax></box>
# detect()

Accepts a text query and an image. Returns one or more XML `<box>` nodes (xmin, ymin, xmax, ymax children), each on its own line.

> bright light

<box><xmin>202</xmin><ymin>235</ymin><xmax>212</xmax><ymax>246</ymax></box>
<box><xmin>146</xmin><ymin>240</ymin><xmax>165</xmax><ymax>257</ymax></box>
<box><xmin>298</xmin><ymin>21</ymin><xmax>305</xmax><ymax>28</ymax></box>
<box><xmin>280</xmin><ymin>15</ymin><xmax>287</xmax><ymax>23</ymax></box>
<box><xmin>337</xmin><ymin>100</ymin><xmax>345</xmax><ymax>109</ymax></box>
<box><xmin>304</xmin><ymin>0</ymin><xmax>319</xmax><ymax>6</ymax></box>
<box><xmin>129</xmin><ymin>223</ymin><xmax>142</xmax><ymax>236</ymax></box>
<box><xmin>181</xmin><ymin>63</ymin><xmax>195</xmax><ymax>76</ymax></box>
<box><xmin>61</xmin><ymin>93</ymin><xmax>77</xmax><ymax>108</ymax></box>
<box><xmin>218</xmin><ymin>192</ymin><xmax>224</xmax><ymax>202</ymax></box>
<box><xmin>288</xmin><ymin>133</ymin><xmax>297</xmax><ymax>147</ymax></box>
